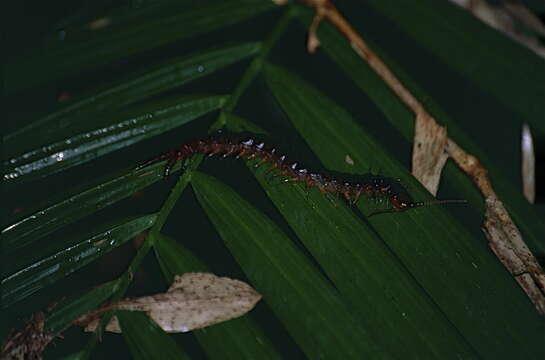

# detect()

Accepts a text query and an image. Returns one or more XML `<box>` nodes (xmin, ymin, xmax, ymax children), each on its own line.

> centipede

<box><xmin>136</xmin><ymin>133</ymin><xmax>466</xmax><ymax>215</ymax></box>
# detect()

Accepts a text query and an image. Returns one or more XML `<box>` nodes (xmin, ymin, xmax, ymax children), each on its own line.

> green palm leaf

<box><xmin>3</xmin><ymin>1</ymin><xmax>544</xmax><ymax>359</ymax></box>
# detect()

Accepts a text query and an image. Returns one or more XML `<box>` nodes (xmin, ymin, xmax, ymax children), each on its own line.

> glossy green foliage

<box><xmin>364</xmin><ymin>0</ymin><xmax>545</xmax><ymax>133</ymax></box>
<box><xmin>4</xmin><ymin>0</ymin><xmax>273</xmax><ymax>93</ymax></box>
<box><xmin>5</xmin><ymin>43</ymin><xmax>259</xmax><ymax>158</ymax></box>
<box><xmin>3</xmin><ymin>0</ymin><xmax>544</xmax><ymax>359</ymax></box>
<box><xmin>261</xmin><ymin>63</ymin><xmax>544</xmax><ymax>358</ymax></box>
<box><xmin>2</xmin><ymin>214</ymin><xmax>156</xmax><ymax>308</ymax></box>
<box><xmin>295</xmin><ymin>5</ymin><xmax>545</xmax><ymax>256</ymax></box>
<box><xmin>2</xmin><ymin>162</ymin><xmax>175</xmax><ymax>253</ymax></box>
<box><xmin>117</xmin><ymin>310</ymin><xmax>189</xmax><ymax>360</ymax></box>
<box><xmin>45</xmin><ymin>279</ymin><xmax>120</xmax><ymax>333</ymax></box>
<box><xmin>222</xmin><ymin>123</ymin><xmax>476</xmax><ymax>358</ymax></box>
<box><xmin>154</xmin><ymin>233</ymin><xmax>281</xmax><ymax>359</ymax></box>
<box><xmin>4</xmin><ymin>95</ymin><xmax>227</xmax><ymax>183</ymax></box>
<box><xmin>191</xmin><ymin>171</ymin><xmax>387</xmax><ymax>359</ymax></box>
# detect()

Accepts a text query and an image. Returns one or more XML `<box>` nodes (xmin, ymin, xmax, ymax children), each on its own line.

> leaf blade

<box><xmin>154</xmin><ymin>233</ymin><xmax>281</xmax><ymax>360</ymax></box>
<box><xmin>5</xmin><ymin>42</ymin><xmax>260</xmax><ymax>158</ymax></box>
<box><xmin>1</xmin><ymin>214</ymin><xmax>156</xmax><ymax>308</ymax></box>
<box><xmin>5</xmin><ymin>0</ymin><xmax>275</xmax><ymax>93</ymax></box>
<box><xmin>117</xmin><ymin>310</ymin><xmax>190</xmax><ymax>360</ymax></box>
<box><xmin>363</xmin><ymin>0</ymin><xmax>545</xmax><ymax>134</ymax></box>
<box><xmin>2</xmin><ymin>157</ymin><xmax>180</xmax><ymax>255</ymax></box>
<box><xmin>297</xmin><ymin>8</ymin><xmax>545</xmax><ymax>257</ymax></box>
<box><xmin>191</xmin><ymin>170</ymin><xmax>390</xmax><ymax>360</ymax></box>
<box><xmin>4</xmin><ymin>95</ymin><xmax>227</xmax><ymax>183</ymax></box>
<box><xmin>45</xmin><ymin>279</ymin><xmax>121</xmax><ymax>333</ymax></box>
<box><xmin>224</xmin><ymin>116</ymin><xmax>477</xmax><ymax>359</ymax></box>
<box><xmin>262</xmin><ymin>62</ymin><xmax>545</xmax><ymax>359</ymax></box>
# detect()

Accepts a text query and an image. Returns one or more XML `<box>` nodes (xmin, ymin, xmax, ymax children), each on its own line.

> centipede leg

<box><xmin>135</xmin><ymin>152</ymin><xmax>169</xmax><ymax>171</ymax></box>
<box><xmin>263</xmin><ymin>164</ymin><xmax>285</xmax><ymax>185</ymax></box>
<box><xmin>272</xmin><ymin>169</ymin><xmax>297</xmax><ymax>187</ymax></box>
<box><xmin>303</xmin><ymin>186</ymin><xmax>311</xmax><ymax>201</ymax></box>
<box><xmin>283</xmin><ymin>177</ymin><xmax>300</xmax><ymax>184</ymax></box>
<box><xmin>254</xmin><ymin>157</ymin><xmax>271</xmax><ymax>168</ymax></box>
<box><xmin>371</xmin><ymin>196</ymin><xmax>383</xmax><ymax>210</ymax></box>
<box><xmin>269</xmin><ymin>174</ymin><xmax>286</xmax><ymax>187</ymax></box>
<box><xmin>222</xmin><ymin>149</ymin><xmax>237</xmax><ymax>158</ymax></box>
<box><xmin>324</xmin><ymin>193</ymin><xmax>338</xmax><ymax>207</ymax></box>
<box><xmin>135</xmin><ymin>158</ymin><xmax>158</xmax><ymax>171</ymax></box>
<box><xmin>163</xmin><ymin>157</ymin><xmax>178</xmax><ymax>178</ymax></box>
<box><xmin>342</xmin><ymin>191</ymin><xmax>353</xmax><ymax>206</ymax></box>
<box><xmin>263</xmin><ymin>168</ymin><xmax>278</xmax><ymax>186</ymax></box>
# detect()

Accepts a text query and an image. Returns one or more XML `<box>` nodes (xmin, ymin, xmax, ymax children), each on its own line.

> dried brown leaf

<box><xmin>448</xmin><ymin>140</ymin><xmax>545</xmax><ymax>314</ymax></box>
<box><xmin>81</xmin><ymin>273</ymin><xmax>262</xmax><ymax>333</ymax></box>
<box><xmin>412</xmin><ymin>113</ymin><xmax>449</xmax><ymax>195</ymax></box>
<box><xmin>303</xmin><ymin>0</ymin><xmax>545</xmax><ymax>315</ymax></box>
<box><xmin>521</xmin><ymin>123</ymin><xmax>535</xmax><ymax>203</ymax></box>
<box><xmin>450</xmin><ymin>0</ymin><xmax>545</xmax><ymax>58</ymax></box>
<box><xmin>1</xmin><ymin>312</ymin><xmax>54</xmax><ymax>360</ymax></box>
<box><xmin>483</xmin><ymin>197</ymin><xmax>545</xmax><ymax>314</ymax></box>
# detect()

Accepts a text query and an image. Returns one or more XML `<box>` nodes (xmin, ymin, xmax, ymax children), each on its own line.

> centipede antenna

<box><xmin>414</xmin><ymin>199</ymin><xmax>468</xmax><ymax>208</ymax></box>
<box><xmin>368</xmin><ymin>199</ymin><xmax>467</xmax><ymax>217</ymax></box>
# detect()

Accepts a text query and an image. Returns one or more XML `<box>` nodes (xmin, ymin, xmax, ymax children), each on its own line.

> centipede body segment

<box><xmin>136</xmin><ymin>133</ymin><xmax>465</xmax><ymax>215</ymax></box>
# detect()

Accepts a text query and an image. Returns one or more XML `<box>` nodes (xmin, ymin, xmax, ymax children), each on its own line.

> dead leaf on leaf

<box><xmin>301</xmin><ymin>0</ymin><xmax>545</xmax><ymax>315</ymax></box>
<box><xmin>1</xmin><ymin>312</ymin><xmax>54</xmax><ymax>360</ymax></box>
<box><xmin>449</xmin><ymin>0</ymin><xmax>545</xmax><ymax>58</ymax></box>
<box><xmin>79</xmin><ymin>273</ymin><xmax>262</xmax><ymax>333</ymax></box>
<box><xmin>483</xmin><ymin>197</ymin><xmax>545</xmax><ymax>314</ymax></box>
<box><xmin>521</xmin><ymin>123</ymin><xmax>535</xmax><ymax>203</ymax></box>
<box><xmin>412</xmin><ymin>112</ymin><xmax>449</xmax><ymax>195</ymax></box>
<box><xmin>448</xmin><ymin>141</ymin><xmax>545</xmax><ymax>315</ymax></box>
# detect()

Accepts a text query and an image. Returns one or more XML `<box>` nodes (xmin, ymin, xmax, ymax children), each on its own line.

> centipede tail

<box><xmin>137</xmin><ymin>133</ymin><xmax>466</xmax><ymax>215</ymax></box>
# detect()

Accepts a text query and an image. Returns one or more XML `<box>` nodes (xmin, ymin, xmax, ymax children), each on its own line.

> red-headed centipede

<box><xmin>136</xmin><ymin>133</ymin><xmax>466</xmax><ymax>215</ymax></box>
